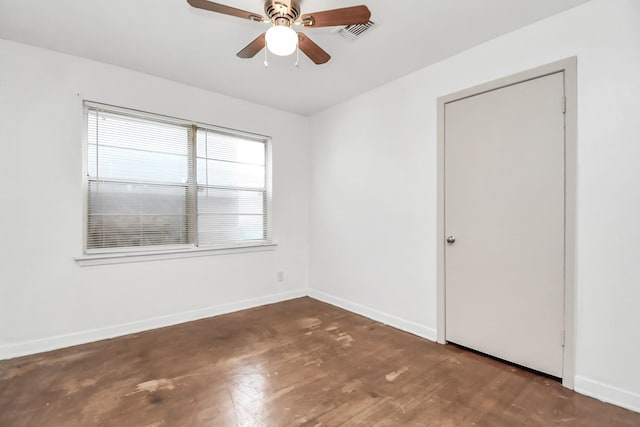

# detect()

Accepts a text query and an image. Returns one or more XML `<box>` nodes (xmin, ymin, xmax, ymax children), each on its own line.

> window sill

<box><xmin>75</xmin><ymin>243</ymin><xmax>278</xmax><ymax>267</ymax></box>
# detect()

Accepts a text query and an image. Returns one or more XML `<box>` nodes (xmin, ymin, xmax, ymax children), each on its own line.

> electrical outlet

<box><xmin>277</xmin><ymin>271</ymin><xmax>285</xmax><ymax>283</ymax></box>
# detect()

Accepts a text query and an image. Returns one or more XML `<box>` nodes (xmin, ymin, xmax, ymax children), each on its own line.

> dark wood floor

<box><xmin>1</xmin><ymin>297</ymin><xmax>638</xmax><ymax>426</ymax></box>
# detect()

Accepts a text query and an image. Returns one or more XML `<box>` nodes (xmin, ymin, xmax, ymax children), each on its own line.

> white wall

<box><xmin>0</xmin><ymin>39</ymin><xmax>310</xmax><ymax>359</ymax></box>
<box><xmin>309</xmin><ymin>0</ymin><xmax>640</xmax><ymax>412</ymax></box>
<box><xmin>2</xmin><ymin>0</ymin><xmax>639</xmax><ymax>414</ymax></box>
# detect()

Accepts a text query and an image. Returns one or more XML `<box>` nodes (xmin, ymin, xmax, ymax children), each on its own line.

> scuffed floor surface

<box><xmin>1</xmin><ymin>297</ymin><xmax>638</xmax><ymax>426</ymax></box>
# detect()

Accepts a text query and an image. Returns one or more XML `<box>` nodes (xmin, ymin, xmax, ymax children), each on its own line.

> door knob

<box><xmin>446</xmin><ymin>235</ymin><xmax>456</xmax><ymax>244</ymax></box>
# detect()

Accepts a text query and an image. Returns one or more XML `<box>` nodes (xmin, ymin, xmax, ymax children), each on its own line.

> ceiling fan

<box><xmin>187</xmin><ymin>0</ymin><xmax>371</xmax><ymax>64</ymax></box>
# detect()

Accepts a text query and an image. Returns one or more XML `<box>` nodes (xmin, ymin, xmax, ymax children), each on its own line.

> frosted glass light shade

<box><xmin>266</xmin><ymin>26</ymin><xmax>298</xmax><ymax>56</ymax></box>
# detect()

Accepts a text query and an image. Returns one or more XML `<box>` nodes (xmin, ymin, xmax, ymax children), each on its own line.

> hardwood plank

<box><xmin>1</xmin><ymin>297</ymin><xmax>638</xmax><ymax>426</ymax></box>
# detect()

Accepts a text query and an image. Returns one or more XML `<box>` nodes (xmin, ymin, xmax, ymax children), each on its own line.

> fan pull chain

<box><xmin>264</xmin><ymin>44</ymin><xmax>269</xmax><ymax>67</ymax></box>
<box><xmin>295</xmin><ymin>43</ymin><xmax>300</xmax><ymax>68</ymax></box>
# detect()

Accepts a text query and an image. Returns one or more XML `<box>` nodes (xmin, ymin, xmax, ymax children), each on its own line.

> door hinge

<box><xmin>561</xmin><ymin>330</ymin><xmax>566</xmax><ymax>347</ymax></box>
<box><xmin>562</xmin><ymin>96</ymin><xmax>567</xmax><ymax>114</ymax></box>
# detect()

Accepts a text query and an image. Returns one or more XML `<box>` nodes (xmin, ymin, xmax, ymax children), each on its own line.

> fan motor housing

<box><xmin>264</xmin><ymin>0</ymin><xmax>301</xmax><ymax>23</ymax></box>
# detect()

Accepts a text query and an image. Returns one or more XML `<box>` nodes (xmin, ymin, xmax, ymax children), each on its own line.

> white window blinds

<box><xmin>196</xmin><ymin>129</ymin><xmax>268</xmax><ymax>246</ymax></box>
<box><xmin>85</xmin><ymin>104</ymin><xmax>270</xmax><ymax>253</ymax></box>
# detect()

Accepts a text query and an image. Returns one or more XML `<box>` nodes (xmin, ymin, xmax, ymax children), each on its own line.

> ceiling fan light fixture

<box><xmin>187</xmin><ymin>1</ymin><xmax>371</xmax><ymax>65</ymax></box>
<box><xmin>265</xmin><ymin>25</ymin><xmax>298</xmax><ymax>56</ymax></box>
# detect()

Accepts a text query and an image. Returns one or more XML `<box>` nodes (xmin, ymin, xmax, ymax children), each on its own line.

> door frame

<box><xmin>436</xmin><ymin>57</ymin><xmax>577</xmax><ymax>389</ymax></box>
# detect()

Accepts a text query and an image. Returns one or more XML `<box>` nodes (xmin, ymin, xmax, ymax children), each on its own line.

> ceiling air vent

<box><xmin>336</xmin><ymin>18</ymin><xmax>378</xmax><ymax>41</ymax></box>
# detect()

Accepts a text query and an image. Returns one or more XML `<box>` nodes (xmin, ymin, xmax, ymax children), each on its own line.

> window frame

<box><xmin>80</xmin><ymin>101</ymin><xmax>273</xmax><ymax>261</ymax></box>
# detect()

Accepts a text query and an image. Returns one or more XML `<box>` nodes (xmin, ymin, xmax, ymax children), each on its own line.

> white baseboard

<box><xmin>4</xmin><ymin>287</ymin><xmax>639</xmax><ymax>416</ymax></box>
<box><xmin>307</xmin><ymin>289</ymin><xmax>437</xmax><ymax>342</ymax></box>
<box><xmin>0</xmin><ymin>289</ymin><xmax>306</xmax><ymax>360</ymax></box>
<box><xmin>574</xmin><ymin>376</ymin><xmax>640</xmax><ymax>413</ymax></box>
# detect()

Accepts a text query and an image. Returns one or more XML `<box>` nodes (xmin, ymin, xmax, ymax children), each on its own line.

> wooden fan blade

<box><xmin>187</xmin><ymin>0</ymin><xmax>264</xmax><ymax>22</ymax></box>
<box><xmin>298</xmin><ymin>33</ymin><xmax>331</xmax><ymax>64</ymax></box>
<box><xmin>237</xmin><ymin>33</ymin><xmax>266</xmax><ymax>58</ymax></box>
<box><xmin>300</xmin><ymin>5</ymin><xmax>370</xmax><ymax>27</ymax></box>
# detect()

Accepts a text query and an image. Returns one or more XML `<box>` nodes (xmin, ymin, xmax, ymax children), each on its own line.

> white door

<box><xmin>444</xmin><ymin>72</ymin><xmax>565</xmax><ymax>377</ymax></box>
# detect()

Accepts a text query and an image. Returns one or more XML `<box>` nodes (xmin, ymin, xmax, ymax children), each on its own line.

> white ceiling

<box><xmin>0</xmin><ymin>0</ymin><xmax>591</xmax><ymax>115</ymax></box>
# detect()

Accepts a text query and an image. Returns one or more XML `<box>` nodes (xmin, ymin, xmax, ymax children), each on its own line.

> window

<box><xmin>85</xmin><ymin>103</ymin><xmax>271</xmax><ymax>254</ymax></box>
